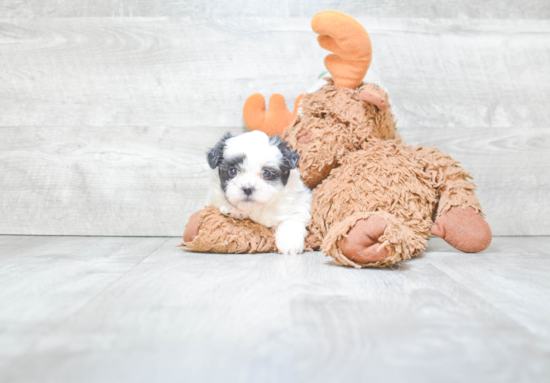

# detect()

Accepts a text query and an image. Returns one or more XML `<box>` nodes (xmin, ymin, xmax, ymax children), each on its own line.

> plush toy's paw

<box><xmin>182</xmin><ymin>206</ymin><xmax>277</xmax><ymax>254</ymax></box>
<box><xmin>431</xmin><ymin>207</ymin><xmax>492</xmax><ymax>253</ymax></box>
<box><xmin>359</xmin><ymin>83</ymin><xmax>389</xmax><ymax>111</ymax></box>
<box><xmin>340</xmin><ymin>215</ymin><xmax>389</xmax><ymax>263</ymax></box>
<box><xmin>183</xmin><ymin>209</ymin><xmax>203</xmax><ymax>243</ymax></box>
<box><xmin>220</xmin><ymin>205</ymin><xmax>247</xmax><ymax>220</ymax></box>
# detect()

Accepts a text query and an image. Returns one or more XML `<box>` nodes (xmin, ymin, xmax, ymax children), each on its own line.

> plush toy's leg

<box><xmin>340</xmin><ymin>215</ymin><xmax>389</xmax><ymax>262</ymax></box>
<box><xmin>416</xmin><ymin>147</ymin><xmax>492</xmax><ymax>253</ymax></box>
<box><xmin>431</xmin><ymin>207</ymin><xmax>492</xmax><ymax>252</ymax></box>
<box><xmin>322</xmin><ymin>211</ymin><xmax>428</xmax><ymax>268</ymax></box>
<box><xmin>431</xmin><ymin>189</ymin><xmax>492</xmax><ymax>252</ymax></box>
<box><xmin>182</xmin><ymin>206</ymin><xmax>277</xmax><ymax>254</ymax></box>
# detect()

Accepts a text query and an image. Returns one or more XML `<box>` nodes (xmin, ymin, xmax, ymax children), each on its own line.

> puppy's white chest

<box><xmin>247</xmin><ymin>208</ymin><xmax>280</xmax><ymax>229</ymax></box>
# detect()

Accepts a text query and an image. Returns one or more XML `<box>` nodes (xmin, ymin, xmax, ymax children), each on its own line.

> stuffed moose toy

<box><xmin>182</xmin><ymin>10</ymin><xmax>492</xmax><ymax>268</ymax></box>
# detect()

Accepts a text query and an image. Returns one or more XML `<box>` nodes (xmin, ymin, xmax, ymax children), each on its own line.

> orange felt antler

<box><xmin>312</xmin><ymin>10</ymin><xmax>372</xmax><ymax>89</ymax></box>
<box><xmin>243</xmin><ymin>93</ymin><xmax>303</xmax><ymax>136</ymax></box>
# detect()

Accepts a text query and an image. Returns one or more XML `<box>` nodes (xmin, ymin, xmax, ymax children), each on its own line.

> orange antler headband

<box><xmin>312</xmin><ymin>10</ymin><xmax>372</xmax><ymax>89</ymax></box>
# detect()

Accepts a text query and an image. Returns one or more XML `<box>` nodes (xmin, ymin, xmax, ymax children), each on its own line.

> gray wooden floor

<box><xmin>1</xmin><ymin>1</ymin><xmax>549</xmax><ymax>381</ymax></box>
<box><xmin>1</xmin><ymin>235</ymin><xmax>549</xmax><ymax>383</ymax></box>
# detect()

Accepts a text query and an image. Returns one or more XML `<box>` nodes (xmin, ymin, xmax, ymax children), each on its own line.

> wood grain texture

<box><xmin>1</xmin><ymin>0</ymin><xmax>549</xmax><ymax>18</ymax></box>
<box><xmin>0</xmin><ymin>235</ymin><xmax>168</xmax><ymax>371</ymax></box>
<box><xmin>0</xmin><ymin>16</ymin><xmax>549</xmax><ymax>236</ymax></box>
<box><xmin>1</xmin><ymin>126</ymin><xmax>548</xmax><ymax>236</ymax></box>
<box><xmin>0</xmin><ymin>125</ymin><xmax>243</xmax><ymax>236</ymax></box>
<box><xmin>427</xmin><ymin>236</ymin><xmax>550</xmax><ymax>339</ymax></box>
<box><xmin>0</xmin><ymin>18</ymin><xmax>549</xmax><ymax>129</ymax></box>
<box><xmin>0</xmin><ymin>235</ymin><xmax>549</xmax><ymax>382</ymax></box>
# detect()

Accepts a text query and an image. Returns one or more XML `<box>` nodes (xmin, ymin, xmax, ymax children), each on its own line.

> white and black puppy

<box><xmin>207</xmin><ymin>130</ymin><xmax>311</xmax><ymax>255</ymax></box>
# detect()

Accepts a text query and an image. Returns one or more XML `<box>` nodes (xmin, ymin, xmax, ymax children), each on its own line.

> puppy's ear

<box><xmin>207</xmin><ymin>132</ymin><xmax>232</xmax><ymax>169</ymax></box>
<box><xmin>270</xmin><ymin>134</ymin><xmax>300</xmax><ymax>169</ymax></box>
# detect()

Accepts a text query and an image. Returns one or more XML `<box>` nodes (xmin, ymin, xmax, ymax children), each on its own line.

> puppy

<box><xmin>207</xmin><ymin>130</ymin><xmax>311</xmax><ymax>255</ymax></box>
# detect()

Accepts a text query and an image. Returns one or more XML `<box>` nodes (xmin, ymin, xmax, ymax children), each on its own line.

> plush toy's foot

<box><xmin>183</xmin><ymin>210</ymin><xmax>202</xmax><ymax>243</ymax></box>
<box><xmin>322</xmin><ymin>211</ymin><xmax>428</xmax><ymax>268</ymax></box>
<box><xmin>340</xmin><ymin>215</ymin><xmax>389</xmax><ymax>264</ymax></box>
<box><xmin>431</xmin><ymin>207</ymin><xmax>492</xmax><ymax>253</ymax></box>
<box><xmin>182</xmin><ymin>206</ymin><xmax>277</xmax><ymax>254</ymax></box>
<box><xmin>359</xmin><ymin>83</ymin><xmax>389</xmax><ymax>111</ymax></box>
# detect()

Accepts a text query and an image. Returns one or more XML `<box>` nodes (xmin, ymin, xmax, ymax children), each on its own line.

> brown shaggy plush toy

<box><xmin>182</xmin><ymin>10</ymin><xmax>492</xmax><ymax>268</ymax></box>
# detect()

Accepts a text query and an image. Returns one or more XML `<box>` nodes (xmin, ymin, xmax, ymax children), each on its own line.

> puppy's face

<box><xmin>207</xmin><ymin>131</ymin><xmax>299</xmax><ymax>211</ymax></box>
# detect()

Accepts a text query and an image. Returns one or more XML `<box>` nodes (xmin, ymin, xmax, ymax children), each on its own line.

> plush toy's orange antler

<box><xmin>312</xmin><ymin>10</ymin><xmax>372</xmax><ymax>89</ymax></box>
<box><xmin>243</xmin><ymin>93</ymin><xmax>303</xmax><ymax>136</ymax></box>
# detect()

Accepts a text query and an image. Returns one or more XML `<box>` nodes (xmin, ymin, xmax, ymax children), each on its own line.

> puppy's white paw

<box><xmin>276</xmin><ymin>222</ymin><xmax>306</xmax><ymax>255</ymax></box>
<box><xmin>219</xmin><ymin>205</ymin><xmax>247</xmax><ymax>220</ymax></box>
<box><xmin>219</xmin><ymin>205</ymin><xmax>232</xmax><ymax>216</ymax></box>
<box><xmin>277</xmin><ymin>240</ymin><xmax>304</xmax><ymax>255</ymax></box>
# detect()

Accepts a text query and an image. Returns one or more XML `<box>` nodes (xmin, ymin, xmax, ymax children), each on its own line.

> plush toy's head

<box><xmin>242</xmin><ymin>10</ymin><xmax>396</xmax><ymax>188</ymax></box>
<box><xmin>283</xmin><ymin>79</ymin><xmax>396</xmax><ymax>188</ymax></box>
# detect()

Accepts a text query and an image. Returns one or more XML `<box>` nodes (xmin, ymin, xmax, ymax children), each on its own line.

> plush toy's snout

<box><xmin>360</xmin><ymin>84</ymin><xmax>389</xmax><ymax>112</ymax></box>
<box><xmin>297</xmin><ymin>130</ymin><xmax>312</xmax><ymax>144</ymax></box>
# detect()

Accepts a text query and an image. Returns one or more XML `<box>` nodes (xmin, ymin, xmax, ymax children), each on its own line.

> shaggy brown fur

<box><xmin>182</xmin><ymin>80</ymin><xmax>491</xmax><ymax>267</ymax></box>
<box><xmin>308</xmin><ymin>138</ymin><xmax>437</xmax><ymax>252</ymax></box>
<box><xmin>283</xmin><ymin>79</ymin><xmax>396</xmax><ymax>188</ymax></box>
<box><xmin>183</xmin><ymin>206</ymin><xmax>277</xmax><ymax>254</ymax></box>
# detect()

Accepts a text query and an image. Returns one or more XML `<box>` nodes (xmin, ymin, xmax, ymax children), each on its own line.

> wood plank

<box><xmin>1</xmin><ymin>236</ymin><xmax>549</xmax><ymax>382</ymax></box>
<box><xmin>1</xmin><ymin>0</ymin><xmax>549</xmax><ymax>18</ymax></box>
<box><xmin>0</xmin><ymin>18</ymin><xmax>548</xmax><ymax>129</ymax></box>
<box><xmin>0</xmin><ymin>125</ymin><xmax>242</xmax><ymax>236</ymax></box>
<box><xmin>1</xmin><ymin>126</ymin><xmax>548</xmax><ymax>236</ymax></box>
<box><xmin>0</xmin><ymin>235</ymin><xmax>168</xmax><ymax>370</ymax></box>
<box><xmin>291</xmin><ymin>240</ymin><xmax>550</xmax><ymax>383</ymax></box>
<box><xmin>427</xmin><ymin>237</ymin><xmax>550</xmax><ymax>339</ymax></box>
<box><xmin>0</xmin><ymin>235</ymin><xmax>35</xmax><ymax>251</ymax></box>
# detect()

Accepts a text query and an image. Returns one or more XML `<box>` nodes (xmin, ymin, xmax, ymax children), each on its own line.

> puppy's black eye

<box><xmin>229</xmin><ymin>168</ymin><xmax>238</xmax><ymax>176</ymax></box>
<box><xmin>262</xmin><ymin>170</ymin><xmax>271</xmax><ymax>179</ymax></box>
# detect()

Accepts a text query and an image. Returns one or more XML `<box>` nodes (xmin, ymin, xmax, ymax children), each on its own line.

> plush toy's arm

<box><xmin>415</xmin><ymin>147</ymin><xmax>492</xmax><ymax>252</ymax></box>
<box><xmin>416</xmin><ymin>147</ymin><xmax>482</xmax><ymax>216</ymax></box>
<box><xmin>183</xmin><ymin>207</ymin><xmax>278</xmax><ymax>253</ymax></box>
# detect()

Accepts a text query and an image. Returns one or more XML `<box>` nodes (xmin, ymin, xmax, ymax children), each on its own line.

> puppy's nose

<box><xmin>242</xmin><ymin>187</ymin><xmax>254</xmax><ymax>196</ymax></box>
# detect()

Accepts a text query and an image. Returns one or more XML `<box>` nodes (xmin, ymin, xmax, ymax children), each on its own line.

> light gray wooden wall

<box><xmin>1</xmin><ymin>1</ymin><xmax>549</xmax><ymax>236</ymax></box>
